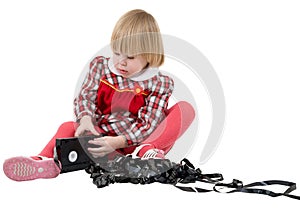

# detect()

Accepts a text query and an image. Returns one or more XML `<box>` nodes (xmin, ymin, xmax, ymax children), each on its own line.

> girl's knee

<box><xmin>174</xmin><ymin>101</ymin><xmax>196</xmax><ymax>122</ymax></box>
<box><xmin>58</xmin><ymin>121</ymin><xmax>78</xmax><ymax>131</ymax></box>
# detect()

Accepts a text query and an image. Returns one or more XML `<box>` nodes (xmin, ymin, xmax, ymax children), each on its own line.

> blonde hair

<box><xmin>111</xmin><ymin>9</ymin><xmax>164</xmax><ymax>67</ymax></box>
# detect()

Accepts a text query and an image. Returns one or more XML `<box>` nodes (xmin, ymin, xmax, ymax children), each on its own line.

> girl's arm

<box><xmin>73</xmin><ymin>56</ymin><xmax>105</xmax><ymax>122</ymax></box>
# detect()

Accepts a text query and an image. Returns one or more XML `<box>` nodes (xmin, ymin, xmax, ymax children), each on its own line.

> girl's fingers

<box><xmin>88</xmin><ymin>147</ymin><xmax>108</xmax><ymax>157</ymax></box>
<box><xmin>75</xmin><ymin>123</ymin><xmax>100</xmax><ymax>137</ymax></box>
<box><xmin>74</xmin><ymin>126</ymin><xmax>84</xmax><ymax>137</ymax></box>
<box><xmin>88</xmin><ymin>139</ymin><xmax>106</xmax><ymax>146</ymax></box>
<box><xmin>89</xmin><ymin>126</ymin><xmax>100</xmax><ymax>136</ymax></box>
<box><xmin>88</xmin><ymin>146</ymin><xmax>106</xmax><ymax>153</ymax></box>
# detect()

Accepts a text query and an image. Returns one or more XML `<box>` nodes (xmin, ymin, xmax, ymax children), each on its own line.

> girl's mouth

<box><xmin>117</xmin><ymin>68</ymin><xmax>128</xmax><ymax>75</ymax></box>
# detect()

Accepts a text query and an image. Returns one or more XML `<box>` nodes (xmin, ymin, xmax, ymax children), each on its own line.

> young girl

<box><xmin>3</xmin><ymin>9</ymin><xmax>195</xmax><ymax>181</ymax></box>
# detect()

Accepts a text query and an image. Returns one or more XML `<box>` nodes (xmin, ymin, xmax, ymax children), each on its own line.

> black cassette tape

<box><xmin>55</xmin><ymin>135</ymin><xmax>102</xmax><ymax>173</ymax></box>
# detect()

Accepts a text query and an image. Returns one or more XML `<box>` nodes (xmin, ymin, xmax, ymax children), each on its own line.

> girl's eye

<box><xmin>127</xmin><ymin>56</ymin><xmax>134</xmax><ymax>59</ymax></box>
<box><xmin>114</xmin><ymin>52</ymin><xmax>120</xmax><ymax>56</ymax></box>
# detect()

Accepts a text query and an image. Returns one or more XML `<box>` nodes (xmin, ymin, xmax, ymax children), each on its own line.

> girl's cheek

<box><xmin>112</xmin><ymin>55</ymin><xmax>120</xmax><ymax>64</ymax></box>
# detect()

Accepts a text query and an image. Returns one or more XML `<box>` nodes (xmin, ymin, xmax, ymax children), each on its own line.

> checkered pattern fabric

<box><xmin>74</xmin><ymin>56</ymin><xmax>174</xmax><ymax>146</ymax></box>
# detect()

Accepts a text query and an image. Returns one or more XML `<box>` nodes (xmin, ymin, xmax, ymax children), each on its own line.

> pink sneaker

<box><xmin>3</xmin><ymin>156</ymin><xmax>61</xmax><ymax>181</ymax></box>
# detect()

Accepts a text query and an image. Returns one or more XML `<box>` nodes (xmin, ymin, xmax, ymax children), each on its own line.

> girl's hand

<box><xmin>75</xmin><ymin>115</ymin><xmax>100</xmax><ymax>137</ymax></box>
<box><xmin>87</xmin><ymin>136</ymin><xmax>127</xmax><ymax>158</ymax></box>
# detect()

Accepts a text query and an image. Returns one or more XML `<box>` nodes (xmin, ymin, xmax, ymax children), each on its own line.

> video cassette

<box><xmin>55</xmin><ymin>135</ymin><xmax>101</xmax><ymax>173</ymax></box>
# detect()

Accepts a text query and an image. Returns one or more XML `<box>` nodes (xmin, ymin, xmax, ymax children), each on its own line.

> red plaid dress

<box><xmin>74</xmin><ymin>56</ymin><xmax>174</xmax><ymax>146</ymax></box>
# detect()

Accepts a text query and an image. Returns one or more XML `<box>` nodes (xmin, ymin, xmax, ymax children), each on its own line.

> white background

<box><xmin>1</xmin><ymin>0</ymin><xmax>300</xmax><ymax>207</ymax></box>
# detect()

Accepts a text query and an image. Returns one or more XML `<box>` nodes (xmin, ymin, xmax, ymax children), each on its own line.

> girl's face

<box><xmin>112</xmin><ymin>52</ymin><xmax>148</xmax><ymax>78</ymax></box>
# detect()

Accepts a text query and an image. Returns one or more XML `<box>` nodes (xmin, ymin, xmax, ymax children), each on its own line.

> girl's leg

<box><xmin>3</xmin><ymin>121</ymin><xmax>79</xmax><ymax>181</ymax></box>
<box><xmin>39</xmin><ymin>121</ymin><xmax>79</xmax><ymax>158</ymax></box>
<box><xmin>145</xmin><ymin>101</ymin><xmax>195</xmax><ymax>150</ymax></box>
<box><xmin>132</xmin><ymin>101</ymin><xmax>195</xmax><ymax>157</ymax></box>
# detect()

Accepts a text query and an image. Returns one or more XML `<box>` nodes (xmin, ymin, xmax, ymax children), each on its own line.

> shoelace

<box><xmin>141</xmin><ymin>149</ymin><xmax>164</xmax><ymax>159</ymax></box>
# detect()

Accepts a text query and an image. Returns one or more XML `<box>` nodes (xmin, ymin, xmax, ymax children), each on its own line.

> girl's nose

<box><xmin>120</xmin><ymin>58</ymin><xmax>127</xmax><ymax>66</ymax></box>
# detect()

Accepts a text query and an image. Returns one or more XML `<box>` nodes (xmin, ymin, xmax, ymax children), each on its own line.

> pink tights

<box><xmin>39</xmin><ymin>101</ymin><xmax>195</xmax><ymax>158</ymax></box>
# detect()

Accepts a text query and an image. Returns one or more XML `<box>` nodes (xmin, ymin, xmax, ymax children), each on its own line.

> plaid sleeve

<box><xmin>73</xmin><ymin>56</ymin><xmax>105</xmax><ymax>122</ymax></box>
<box><xmin>121</xmin><ymin>76</ymin><xmax>174</xmax><ymax>146</ymax></box>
